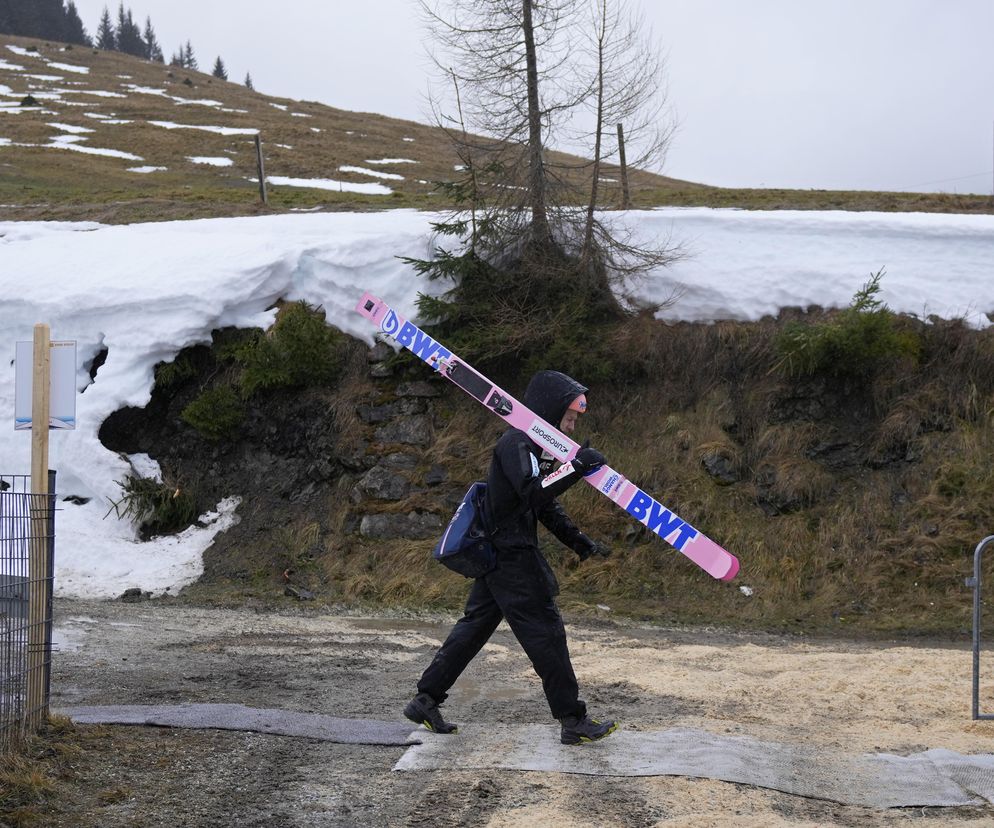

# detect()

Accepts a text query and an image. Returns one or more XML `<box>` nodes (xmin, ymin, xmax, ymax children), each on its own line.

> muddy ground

<box><xmin>39</xmin><ymin>598</ymin><xmax>994</xmax><ymax>827</ymax></box>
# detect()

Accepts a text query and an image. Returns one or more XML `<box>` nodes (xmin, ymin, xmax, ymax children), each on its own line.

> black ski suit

<box><xmin>416</xmin><ymin>370</ymin><xmax>600</xmax><ymax>720</ymax></box>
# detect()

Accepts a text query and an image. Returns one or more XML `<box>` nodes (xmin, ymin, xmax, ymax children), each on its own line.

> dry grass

<box><xmin>0</xmin><ymin>716</ymin><xmax>90</xmax><ymax>827</ymax></box>
<box><xmin>168</xmin><ymin>306</ymin><xmax>994</xmax><ymax>638</ymax></box>
<box><xmin>0</xmin><ymin>34</ymin><xmax>681</xmax><ymax>223</ymax></box>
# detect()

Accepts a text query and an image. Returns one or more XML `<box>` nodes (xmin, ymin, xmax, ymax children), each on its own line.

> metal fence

<box><xmin>0</xmin><ymin>472</ymin><xmax>56</xmax><ymax>754</ymax></box>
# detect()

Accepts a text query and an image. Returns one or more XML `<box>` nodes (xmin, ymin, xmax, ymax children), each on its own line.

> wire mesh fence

<box><xmin>0</xmin><ymin>472</ymin><xmax>56</xmax><ymax>754</ymax></box>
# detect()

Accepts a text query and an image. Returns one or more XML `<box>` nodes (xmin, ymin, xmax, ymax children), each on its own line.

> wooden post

<box><xmin>255</xmin><ymin>134</ymin><xmax>268</xmax><ymax>205</ymax></box>
<box><xmin>617</xmin><ymin>123</ymin><xmax>631</xmax><ymax>210</ymax></box>
<box><xmin>27</xmin><ymin>322</ymin><xmax>51</xmax><ymax>728</ymax></box>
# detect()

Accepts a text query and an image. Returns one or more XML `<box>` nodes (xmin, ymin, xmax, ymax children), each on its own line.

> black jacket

<box><xmin>482</xmin><ymin>371</ymin><xmax>594</xmax><ymax>578</ymax></box>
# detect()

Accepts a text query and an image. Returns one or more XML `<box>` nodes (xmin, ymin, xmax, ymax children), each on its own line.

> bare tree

<box><xmin>580</xmin><ymin>0</ymin><xmax>674</xmax><ymax>261</ymax></box>
<box><xmin>418</xmin><ymin>0</ymin><xmax>679</xmax><ymax>319</ymax></box>
<box><xmin>421</xmin><ymin>0</ymin><xmax>585</xmax><ymax>252</ymax></box>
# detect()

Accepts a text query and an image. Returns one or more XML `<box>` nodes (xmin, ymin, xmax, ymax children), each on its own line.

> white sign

<box><xmin>14</xmin><ymin>340</ymin><xmax>77</xmax><ymax>430</ymax></box>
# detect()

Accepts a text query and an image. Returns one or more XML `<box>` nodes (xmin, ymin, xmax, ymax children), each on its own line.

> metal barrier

<box><xmin>966</xmin><ymin>535</ymin><xmax>994</xmax><ymax>720</ymax></box>
<box><xmin>0</xmin><ymin>472</ymin><xmax>56</xmax><ymax>753</ymax></box>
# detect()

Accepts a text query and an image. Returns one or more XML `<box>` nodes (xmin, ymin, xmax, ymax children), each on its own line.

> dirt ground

<box><xmin>40</xmin><ymin>597</ymin><xmax>994</xmax><ymax>827</ymax></box>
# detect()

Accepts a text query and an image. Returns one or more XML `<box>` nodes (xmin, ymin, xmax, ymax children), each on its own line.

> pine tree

<box><xmin>96</xmin><ymin>5</ymin><xmax>115</xmax><ymax>50</ymax></box>
<box><xmin>183</xmin><ymin>40</ymin><xmax>197</xmax><ymax>70</ymax></box>
<box><xmin>244</xmin><ymin>72</ymin><xmax>254</xmax><ymax>90</ymax></box>
<box><xmin>143</xmin><ymin>15</ymin><xmax>162</xmax><ymax>62</ymax></box>
<box><xmin>64</xmin><ymin>1</ymin><xmax>90</xmax><ymax>45</ymax></box>
<box><xmin>115</xmin><ymin>3</ymin><xmax>143</xmax><ymax>56</ymax></box>
<box><xmin>38</xmin><ymin>0</ymin><xmax>67</xmax><ymax>40</ymax></box>
<box><xmin>211</xmin><ymin>56</ymin><xmax>227</xmax><ymax>80</ymax></box>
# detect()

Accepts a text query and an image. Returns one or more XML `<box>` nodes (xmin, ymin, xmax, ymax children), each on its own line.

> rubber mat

<box><xmin>58</xmin><ymin>703</ymin><xmax>420</xmax><ymax>746</ymax></box>
<box><xmin>394</xmin><ymin>724</ymin><xmax>994</xmax><ymax>809</ymax></box>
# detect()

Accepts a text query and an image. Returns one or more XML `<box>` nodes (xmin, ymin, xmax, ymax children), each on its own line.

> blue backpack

<box><xmin>433</xmin><ymin>482</ymin><xmax>496</xmax><ymax>578</ymax></box>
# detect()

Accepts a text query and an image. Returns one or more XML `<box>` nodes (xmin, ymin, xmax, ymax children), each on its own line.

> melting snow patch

<box><xmin>57</xmin><ymin>88</ymin><xmax>126</xmax><ymax>98</ymax></box>
<box><xmin>25</xmin><ymin>74</ymin><xmax>64</xmax><ymax>82</ymax></box>
<box><xmin>291</xmin><ymin>112</ymin><xmax>312</xmax><ymax>118</ymax></box>
<box><xmin>188</xmin><ymin>156</ymin><xmax>234</xmax><ymax>166</ymax></box>
<box><xmin>270</xmin><ymin>103</ymin><xmax>288</xmax><ymax>111</ymax></box>
<box><xmin>5</xmin><ymin>45</ymin><xmax>37</xmax><ymax>57</ymax></box>
<box><xmin>174</xmin><ymin>98</ymin><xmax>224</xmax><ymax>108</ymax></box>
<box><xmin>365</xmin><ymin>158</ymin><xmax>417</xmax><ymax>165</ymax></box>
<box><xmin>151</xmin><ymin>120</ymin><xmax>258</xmax><ymax>136</ymax></box>
<box><xmin>49</xmin><ymin>141</ymin><xmax>143</xmax><ymax>160</ymax></box>
<box><xmin>263</xmin><ymin>175</ymin><xmax>391</xmax><ymax>195</ymax></box>
<box><xmin>46</xmin><ymin>61</ymin><xmax>89</xmax><ymax>74</ymax></box>
<box><xmin>339</xmin><ymin>165</ymin><xmax>404</xmax><ymax>181</ymax></box>
<box><xmin>125</xmin><ymin>84</ymin><xmax>168</xmax><ymax>96</ymax></box>
<box><xmin>47</xmin><ymin>122</ymin><xmax>95</xmax><ymax>134</ymax></box>
<box><xmin>402</xmin><ymin>136</ymin><xmax>415</xmax><ymax>142</ymax></box>
<box><xmin>310</xmin><ymin>127</ymin><xmax>322</xmax><ymax>133</ymax></box>
<box><xmin>0</xmin><ymin>59</ymin><xmax>25</xmax><ymax>71</ymax></box>
<box><xmin>127</xmin><ymin>166</ymin><xmax>168</xmax><ymax>173</ymax></box>
<box><xmin>0</xmin><ymin>137</ymin><xmax>10</xmax><ymax>146</ymax></box>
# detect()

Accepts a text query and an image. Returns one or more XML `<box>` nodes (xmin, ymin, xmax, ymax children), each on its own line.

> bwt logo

<box><xmin>383</xmin><ymin>314</ymin><xmax>453</xmax><ymax>365</ymax></box>
<box><xmin>600</xmin><ymin>472</ymin><xmax>620</xmax><ymax>494</ymax></box>
<box><xmin>381</xmin><ymin>309</ymin><xmax>401</xmax><ymax>337</ymax></box>
<box><xmin>528</xmin><ymin>421</ymin><xmax>570</xmax><ymax>459</ymax></box>
<box><xmin>625</xmin><ymin>489</ymin><xmax>699</xmax><ymax>551</ymax></box>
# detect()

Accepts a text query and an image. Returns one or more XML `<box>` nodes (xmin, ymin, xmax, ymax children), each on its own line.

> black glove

<box><xmin>572</xmin><ymin>445</ymin><xmax>606</xmax><ymax>475</ymax></box>
<box><xmin>575</xmin><ymin>536</ymin><xmax>612</xmax><ymax>561</ymax></box>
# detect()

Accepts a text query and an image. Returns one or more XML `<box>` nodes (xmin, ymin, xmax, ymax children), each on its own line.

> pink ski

<box><xmin>355</xmin><ymin>292</ymin><xmax>739</xmax><ymax>582</ymax></box>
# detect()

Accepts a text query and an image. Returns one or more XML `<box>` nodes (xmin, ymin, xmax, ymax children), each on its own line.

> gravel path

<box><xmin>43</xmin><ymin>598</ymin><xmax>994</xmax><ymax>827</ymax></box>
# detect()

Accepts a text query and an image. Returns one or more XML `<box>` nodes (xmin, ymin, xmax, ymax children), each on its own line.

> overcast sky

<box><xmin>69</xmin><ymin>0</ymin><xmax>994</xmax><ymax>194</ymax></box>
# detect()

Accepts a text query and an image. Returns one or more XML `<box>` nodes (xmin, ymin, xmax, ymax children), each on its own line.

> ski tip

<box><xmin>355</xmin><ymin>291</ymin><xmax>382</xmax><ymax>316</ymax></box>
<box><xmin>718</xmin><ymin>556</ymin><xmax>740</xmax><ymax>582</ymax></box>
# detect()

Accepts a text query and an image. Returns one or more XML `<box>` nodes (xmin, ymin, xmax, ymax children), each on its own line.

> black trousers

<box><xmin>416</xmin><ymin>548</ymin><xmax>584</xmax><ymax>720</ymax></box>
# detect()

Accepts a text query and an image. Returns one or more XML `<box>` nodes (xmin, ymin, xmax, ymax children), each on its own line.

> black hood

<box><xmin>523</xmin><ymin>370</ymin><xmax>588</xmax><ymax>426</ymax></box>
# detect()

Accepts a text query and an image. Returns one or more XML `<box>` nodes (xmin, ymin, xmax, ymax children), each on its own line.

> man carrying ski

<box><xmin>404</xmin><ymin>369</ymin><xmax>618</xmax><ymax>745</ymax></box>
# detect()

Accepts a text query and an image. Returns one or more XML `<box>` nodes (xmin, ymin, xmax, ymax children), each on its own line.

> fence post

<box><xmin>27</xmin><ymin>323</ymin><xmax>51</xmax><ymax>730</ymax></box>
<box><xmin>968</xmin><ymin>535</ymin><xmax>994</xmax><ymax>719</ymax></box>
<box><xmin>43</xmin><ymin>469</ymin><xmax>56</xmax><ymax>711</ymax></box>
<box><xmin>255</xmin><ymin>134</ymin><xmax>268</xmax><ymax>205</ymax></box>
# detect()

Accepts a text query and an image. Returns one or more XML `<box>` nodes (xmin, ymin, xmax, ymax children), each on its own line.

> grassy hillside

<box><xmin>2</xmin><ymin>33</ymin><xmax>992</xmax><ymax>224</ymax></box>
<box><xmin>94</xmin><ymin>299</ymin><xmax>994</xmax><ymax>639</ymax></box>
<box><xmin>0</xmin><ymin>33</ymin><xmax>692</xmax><ymax>223</ymax></box>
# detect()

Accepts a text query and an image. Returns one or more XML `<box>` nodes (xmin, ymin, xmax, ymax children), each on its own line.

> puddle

<box><xmin>350</xmin><ymin>618</ymin><xmax>450</xmax><ymax>636</ymax></box>
<box><xmin>446</xmin><ymin>677</ymin><xmax>529</xmax><ymax>705</ymax></box>
<box><xmin>50</xmin><ymin>615</ymin><xmax>103</xmax><ymax>652</ymax></box>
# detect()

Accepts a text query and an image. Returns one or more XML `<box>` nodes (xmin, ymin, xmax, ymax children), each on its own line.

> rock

<box><xmin>396</xmin><ymin>381</ymin><xmax>441</xmax><ymax>398</ymax></box>
<box><xmin>357</xmin><ymin>402</ymin><xmax>398</xmax><ymax>424</ymax></box>
<box><xmin>375</xmin><ymin>414</ymin><xmax>433</xmax><ymax>447</ymax></box>
<box><xmin>120</xmin><ymin>587</ymin><xmax>149</xmax><ymax>603</ymax></box>
<box><xmin>380</xmin><ymin>453</ymin><xmax>418</xmax><ymax>470</ymax></box>
<box><xmin>367</xmin><ymin>341</ymin><xmax>392</xmax><ymax>362</ymax></box>
<box><xmin>425</xmin><ymin>464</ymin><xmax>449</xmax><ymax>486</ymax></box>
<box><xmin>358</xmin><ymin>511</ymin><xmax>443</xmax><ymax>540</ymax></box>
<box><xmin>358</xmin><ymin>465</ymin><xmax>411</xmax><ymax>500</ymax></box>
<box><xmin>285</xmin><ymin>585</ymin><xmax>315</xmax><ymax>601</ymax></box>
<box><xmin>396</xmin><ymin>398</ymin><xmax>427</xmax><ymax>416</ymax></box>
<box><xmin>700</xmin><ymin>446</ymin><xmax>738</xmax><ymax>485</ymax></box>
